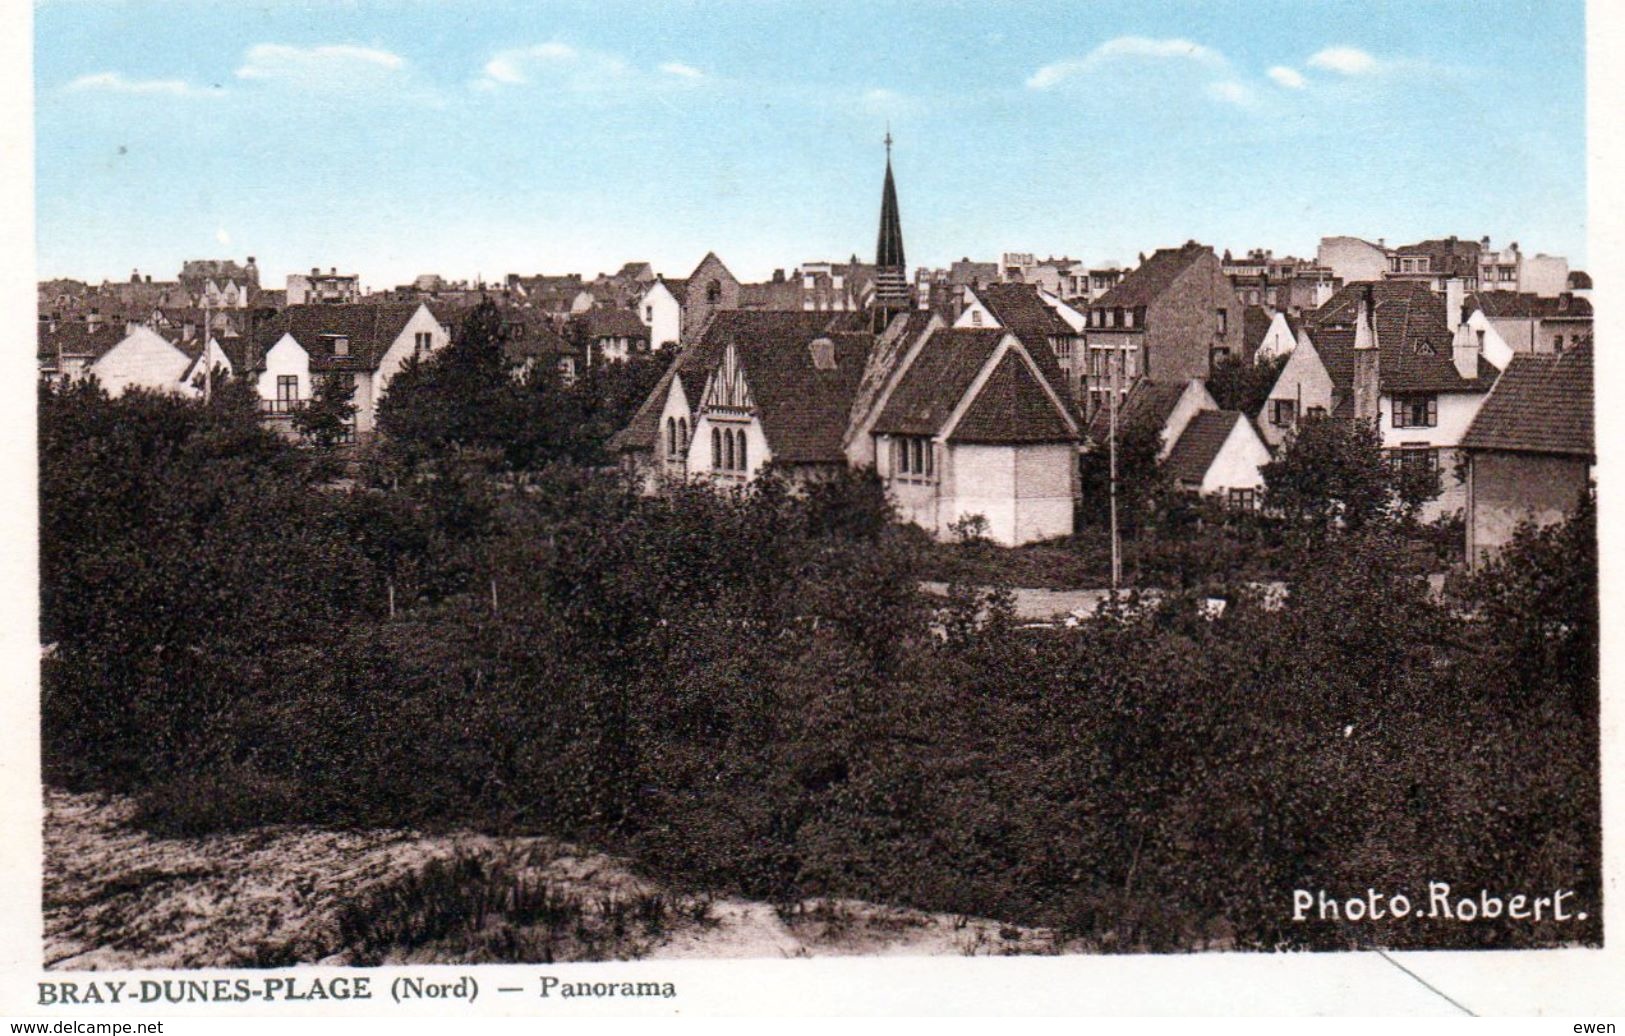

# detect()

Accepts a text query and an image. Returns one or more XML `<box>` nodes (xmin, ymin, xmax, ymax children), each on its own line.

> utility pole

<box><xmin>202</xmin><ymin>292</ymin><xmax>213</xmax><ymax>403</ymax></box>
<box><xmin>1108</xmin><ymin>347</ymin><xmax>1122</xmax><ymax>594</ymax></box>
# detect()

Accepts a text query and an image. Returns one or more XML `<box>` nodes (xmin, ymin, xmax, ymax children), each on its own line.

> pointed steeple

<box><xmin>873</xmin><ymin>128</ymin><xmax>909</xmax><ymax>309</ymax></box>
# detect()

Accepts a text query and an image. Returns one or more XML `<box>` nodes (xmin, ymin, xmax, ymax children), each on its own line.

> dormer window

<box><xmin>328</xmin><ymin>334</ymin><xmax>350</xmax><ymax>357</ymax></box>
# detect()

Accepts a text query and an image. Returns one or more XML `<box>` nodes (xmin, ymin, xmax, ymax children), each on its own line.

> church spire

<box><xmin>873</xmin><ymin>128</ymin><xmax>909</xmax><ymax>310</ymax></box>
<box><xmin>875</xmin><ymin>128</ymin><xmax>906</xmax><ymax>270</ymax></box>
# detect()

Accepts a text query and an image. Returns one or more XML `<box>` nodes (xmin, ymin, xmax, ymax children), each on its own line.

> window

<box><xmin>644</xmin><ymin>306</ymin><xmax>653</xmax><ymax>322</ymax></box>
<box><xmin>734</xmin><ymin>429</ymin><xmax>747</xmax><ymax>471</ymax></box>
<box><xmin>1216</xmin><ymin>308</ymin><xmax>1229</xmax><ymax>335</ymax></box>
<box><xmin>712</xmin><ymin>427</ymin><xmax>722</xmax><ymax>468</ymax></box>
<box><xmin>706</xmin><ymin>279</ymin><xmax>722</xmax><ymax>304</ymax></box>
<box><xmin>1113</xmin><ymin>307</ymin><xmax>1124</xmax><ymax>328</ymax></box>
<box><xmin>1307</xmin><ymin>405</ymin><xmax>1327</xmax><ymax>418</ymax></box>
<box><xmin>894</xmin><ymin>436</ymin><xmax>934</xmax><ymax>481</ymax></box>
<box><xmin>415</xmin><ymin>331</ymin><xmax>433</xmax><ymax>355</ymax></box>
<box><xmin>1392</xmin><ymin>394</ymin><xmax>1438</xmax><ymax>429</ymax></box>
<box><xmin>724</xmin><ymin>428</ymin><xmax>735</xmax><ymax>470</ymax></box>
<box><xmin>1270</xmin><ymin>399</ymin><xmax>1297</xmax><ymax>427</ymax></box>
<box><xmin>1391</xmin><ymin>445</ymin><xmax>1439</xmax><ymax>477</ymax></box>
<box><xmin>667</xmin><ymin>417</ymin><xmax>678</xmax><ymax>457</ymax></box>
<box><xmin>276</xmin><ymin>375</ymin><xmax>298</xmax><ymax>401</ymax></box>
<box><xmin>970</xmin><ymin>310</ymin><xmax>983</xmax><ymax>326</ymax></box>
<box><xmin>678</xmin><ymin>418</ymin><xmax>689</xmax><ymax>453</ymax></box>
<box><xmin>331</xmin><ymin>335</ymin><xmax>349</xmax><ymax>357</ymax></box>
<box><xmin>1554</xmin><ymin>335</ymin><xmax>1565</xmax><ymax>354</ymax></box>
<box><xmin>1227</xmin><ymin>487</ymin><xmax>1257</xmax><ymax>510</ymax></box>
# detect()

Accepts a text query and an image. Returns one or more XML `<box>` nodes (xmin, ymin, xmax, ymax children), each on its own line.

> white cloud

<box><xmin>658</xmin><ymin>62</ymin><xmax>704</xmax><ymax>80</ymax></box>
<box><xmin>236</xmin><ymin>43</ymin><xmax>406</xmax><ymax>83</ymax></box>
<box><xmin>1207</xmin><ymin>80</ymin><xmax>1256</xmax><ymax>107</ymax></box>
<box><xmin>475</xmin><ymin>42</ymin><xmax>631</xmax><ymax>91</ymax></box>
<box><xmin>1267</xmin><ymin>65</ymin><xmax>1306</xmax><ymax>89</ymax></box>
<box><xmin>1027</xmin><ymin>35</ymin><xmax>1226</xmax><ymax>89</ymax></box>
<box><xmin>1307</xmin><ymin>46</ymin><xmax>1377</xmax><ymax>75</ymax></box>
<box><xmin>65</xmin><ymin>72</ymin><xmax>209</xmax><ymax>97</ymax></box>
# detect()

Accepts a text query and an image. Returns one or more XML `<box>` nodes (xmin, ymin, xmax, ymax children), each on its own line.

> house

<box><xmin>38</xmin><ymin>322</ymin><xmax>129</xmax><ymax>384</ymax></box>
<box><xmin>80</xmin><ymin>326</ymin><xmax>200</xmax><ymax>397</ymax></box>
<box><xmin>286</xmin><ymin>267</ymin><xmax>362</xmax><ymax>306</ymax></box>
<box><xmin>868</xmin><ymin>326</ymin><xmax>1080</xmax><ymax>545</ymax></box>
<box><xmin>1082</xmin><ymin>241</ymin><xmax>1245</xmax><ymax>419</ymax></box>
<box><xmin>1250</xmin><ymin>309</ymin><xmax>1300</xmax><ymax>364</ymax></box>
<box><xmin>955</xmin><ymin>282</ymin><xmax>1083</xmax><ymax>407</ymax></box>
<box><xmin>1475</xmin><ymin>238</ymin><xmax>1570</xmax><ymax>297</ymax></box>
<box><xmin>579</xmin><ymin>308</ymin><xmax>651</xmax><ymax>366</ymax></box>
<box><xmin>612</xmin><ymin>309</ymin><xmax>1082</xmax><ymax>545</ymax></box>
<box><xmin>1316</xmin><ymin>236</ymin><xmax>1390</xmax><ymax>285</ymax></box>
<box><xmin>1467</xmin><ymin>291</ymin><xmax>1592</xmax><ymax>360</ymax></box>
<box><xmin>1459</xmin><ymin>342</ymin><xmax>1592</xmax><ymax>566</ymax></box>
<box><xmin>1163</xmin><ymin>409</ymin><xmax>1272</xmax><ymax>507</ymax></box>
<box><xmin>1385</xmin><ymin>237</ymin><xmax>1481</xmax><ymax>293</ymax></box>
<box><xmin>1084</xmin><ymin>378</ymin><xmax>1218</xmax><ymax>461</ymax></box>
<box><xmin>639</xmin><ymin>278</ymin><xmax>684</xmax><ymax>351</ymax></box>
<box><xmin>252</xmin><ymin>303</ymin><xmax>449</xmax><ymax>437</ymax></box>
<box><xmin>498</xmin><ymin>310</ymin><xmax>583</xmax><ymax>384</ymax></box>
<box><xmin>1258</xmin><ymin>281</ymin><xmax>1499</xmax><ymax>518</ymax></box>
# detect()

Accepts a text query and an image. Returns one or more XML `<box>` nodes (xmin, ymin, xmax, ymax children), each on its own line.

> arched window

<box><xmin>736</xmin><ymin>429</ymin><xmax>747</xmax><ymax>471</ymax></box>
<box><xmin>724</xmin><ymin>428</ymin><xmax>735</xmax><ymax>470</ymax></box>
<box><xmin>712</xmin><ymin>427</ymin><xmax>722</xmax><ymax>468</ymax></box>
<box><xmin>678</xmin><ymin>418</ymin><xmax>689</xmax><ymax>452</ymax></box>
<box><xmin>706</xmin><ymin>279</ymin><xmax>722</xmax><ymax>304</ymax></box>
<box><xmin>896</xmin><ymin>437</ymin><xmax>908</xmax><ymax>474</ymax></box>
<box><xmin>667</xmin><ymin>417</ymin><xmax>677</xmax><ymax>456</ymax></box>
<box><xmin>911</xmin><ymin>438</ymin><xmax>923</xmax><ymax>474</ymax></box>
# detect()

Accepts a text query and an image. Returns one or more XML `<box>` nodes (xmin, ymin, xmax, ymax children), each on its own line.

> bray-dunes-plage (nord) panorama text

<box><xmin>35</xmin><ymin>1</ymin><xmax>1595</xmax><ymax>968</ymax></box>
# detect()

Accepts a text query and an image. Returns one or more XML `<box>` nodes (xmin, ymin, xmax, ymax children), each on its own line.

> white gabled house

<box><xmin>252</xmin><ymin>303</ymin><xmax>449</xmax><ymax>438</ymax></box>
<box><xmin>639</xmin><ymin>278</ymin><xmax>684</xmax><ymax>352</ymax></box>
<box><xmin>82</xmin><ymin>326</ymin><xmax>199</xmax><ymax>398</ymax></box>
<box><xmin>1163</xmin><ymin>410</ymin><xmax>1273</xmax><ymax>507</ymax></box>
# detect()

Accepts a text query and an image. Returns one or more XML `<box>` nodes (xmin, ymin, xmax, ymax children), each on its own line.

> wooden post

<box><xmin>1109</xmin><ymin>348</ymin><xmax>1121</xmax><ymax>594</ymax></box>
<box><xmin>387</xmin><ymin>580</ymin><xmax>396</xmax><ymax>620</ymax></box>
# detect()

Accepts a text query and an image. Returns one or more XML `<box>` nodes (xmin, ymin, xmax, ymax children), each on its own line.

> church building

<box><xmin>610</xmin><ymin>137</ymin><xmax>1081</xmax><ymax>545</ymax></box>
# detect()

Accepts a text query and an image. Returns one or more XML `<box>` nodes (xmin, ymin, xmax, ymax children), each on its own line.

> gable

<box><xmin>872</xmin><ymin>328</ymin><xmax>1006</xmax><ymax>437</ymax></box>
<box><xmin>702</xmin><ymin>342</ymin><xmax>757</xmax><ymax>411</ymax></box>
<box><xmin>947</xmin><ymin>350</ymin><xmax>1076</xmax><ymax>444</ymax></box>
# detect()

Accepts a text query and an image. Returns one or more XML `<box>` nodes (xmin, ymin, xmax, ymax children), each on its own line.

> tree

<box><xmin>1261</xmin><ymin>415</ymin><xmax>1439</xmax><ymax>531</ymax></box>
<box><xmin>291</xmin><ymin>372</ymin><xmax>358</xmax><ymax>449</ymax></box>
<box><xmin>1207</xmin><ymin>352</ymin><xmax>1288</xmax><ymax>416</ymax></box>
<box><xmin>1076</xmin><ymin>418</ymin><xmax>1166</xmax><ymax>531</ymax></box>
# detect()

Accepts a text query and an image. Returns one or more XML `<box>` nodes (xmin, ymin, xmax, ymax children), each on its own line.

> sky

<box><xmin>34</xmin><ymin>0</ymin><xmax>1587</xmax><ymax>289</ymax></box>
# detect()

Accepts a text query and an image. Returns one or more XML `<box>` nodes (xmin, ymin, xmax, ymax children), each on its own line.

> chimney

<box><xmin>1451</xmin><ymin>303</ymin><xmax>1478</xmax><ymax>379</ymax></box>
<box><xmin>145</xmin><ymin>274</ymin><xmax>152</xmax><ymax>284</ymax></box>
<box><xmin>311</xmin><ymin>267</ymin><xmax>319</xmax><ymax>276</ymax></box>
<box><xmin>1352</xmin><ymin>286</ymin><xmax>1381</xmax><ymax>423</ymax></box>
<box><xmin>1444</xmin><ymin>277</ymin><xmax>1465</xmax><ymax>327</ymax></box>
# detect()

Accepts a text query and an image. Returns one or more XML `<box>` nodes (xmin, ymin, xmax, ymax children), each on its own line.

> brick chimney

<box><xmin>1352</xmin><ymin>286</ymin><xmax>1381</xmax><ymax>423</ymax></box>
<box><xmin>1452</xmin><ymin>304</ymin><xmax>1478</xmax><ymax>380</ymax></box>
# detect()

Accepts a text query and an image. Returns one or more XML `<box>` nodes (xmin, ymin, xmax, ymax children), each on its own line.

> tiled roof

<box><xmin>611</xmin><ymin>311</ymin><xmax>863</xmax><ymax>456</ymax></box>
<box><xmin>608</xmin><ymin>364</ymin><xmax>678</xmax><ymax>454</ymax></box>
<box><xmin>581</xmin><ymin>307</ymin><xmax>649</xmax><ymax>339</ymax></box>
<box><xmin>36</xmin><ymin>323</ymin><xmax>126</xmax><ymax>362</ymax></box>
<box><xmin>261</xmin><ymin>303</ymin><xmax>425</xmax><ymax>372</ymax></box>
<box><xmin>1306</xmin><ymin>281</ymin><xmax>1495</xmax><ymax>394</ymax></box>
<box><xmin>732</xmin><ymin>329</ymin><xmax>876</xmax><ymax>463</ymax></box>
<box><xmin>970</xmin><ymin>283</ymin><xmax>1077</xmax><ymax>406</ymax></box>
<box><xmin>1568</xmin><ymin>270</ymin><xmax>1592</xmax><ymax>290</ymax></box>
<box><xmin>1093</xmin><ymin>242</ymin><xmax>1210</xmax><ymax>309</ymax></box>
<box><xmin>738</xmin><ymin>280</ymin><xmax>802</xmax><ymax>310</ymax></box>
<box><xmin>1164</xmin><ymin>409</ymin><xmax>1240</xmax><ymax>484</ymax></box>
<box><xmin>1459</xmin><ymin>342</ymin><xmax>1593</xmax><ymax>456</ymax></box>
<box><xmin>1471</xmin><ymin>291</ymin><xmax>1593</xmax><ymax>320</ymax></box>
<box><xmin>948</xmin><ymin>350</ymin><xmax>1076</xmax><ymax>444</ymax></box>
<box><xmin>872</xmin><ymin>328</ymin><xmax>1006</xmax><ymax>436</ymax></box>
<box><xmin>845</xmin><ymin>311</ymin><xmax>938</xmax><ymax>449</ymax></box>
<box><xmin>1085</xmin><ymin>378</ymin><xmax>1188</xmax><ymax>443</ymax></box>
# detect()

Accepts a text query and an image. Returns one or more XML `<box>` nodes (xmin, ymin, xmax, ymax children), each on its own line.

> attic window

<box><xmin>326</xmin><ymin>334</ymin><xmax>350</xmax><ymax>357</ymax></box>
<box><xmin>809</xmin><ymin>337</ymin><xmax>837</xmax><ymax>370</ymax></box>
<box><xmin>1416</xmin><ymin>341</ymin><xmax>1435</xmax><ymax>356</ymax></box>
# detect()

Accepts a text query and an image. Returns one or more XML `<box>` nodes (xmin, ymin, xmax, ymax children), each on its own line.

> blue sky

<box><xmin>35</xmin><ymin>0</ymin><xmax>1587</xmax><ymax>288</ymax></box>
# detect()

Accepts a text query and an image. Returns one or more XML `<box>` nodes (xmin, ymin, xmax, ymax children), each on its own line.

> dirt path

<box><xmin>43</xmin><ymin>789</ymin><xmax>1061</xmax><ymax>968</ymax></box>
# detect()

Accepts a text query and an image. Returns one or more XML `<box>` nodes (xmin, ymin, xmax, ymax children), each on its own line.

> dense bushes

<box><xmin>39</xmin><ymin>368</ymin><xmax>1598</xmax><ymax>954</ymax></box>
